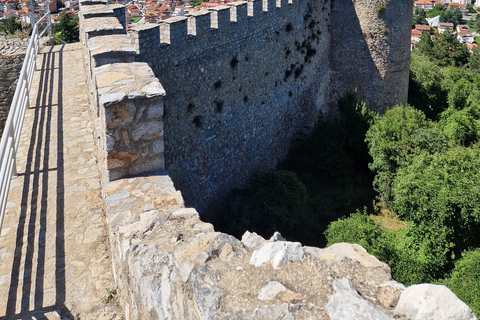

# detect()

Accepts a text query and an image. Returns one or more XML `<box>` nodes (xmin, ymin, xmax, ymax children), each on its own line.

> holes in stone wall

<box><xmin>215</xmin><ymin>100</ymin><xmax>224</xmax><ymax>113</ymax></box>
<box><xmin>214</xmin><ymin>80</ymin><xmax>222</xmax><ymax>89</ymax></box>
<box><xmin>286</xmin><ymin>23</ymin><xmax>293</xmax><ymax>32</ymax></box>
<box><xmin>294</xmin><ymin>65</ymin><xmax>303</xmax><ymax>79</ymax></box>
<box><xmin>187</xmin><ymin>103</ymin><xmax>195</xmax><ymax>113</ymax></box>
<box><xmin>243</xmin><ymin>95</ymin><xmax>248</xmax><ymax>103</ymax></box>
<box><xmin>231</xmin><ymin>56</ymin><xmax>239</xmax><ymax>69</ymax></box>
<box><xmin>192</xmin><ymin>115</ymin><xmax>203</xmax><ymax>128</ymax></box>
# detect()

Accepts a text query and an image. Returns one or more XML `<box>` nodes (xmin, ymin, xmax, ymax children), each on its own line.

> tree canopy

<box><xmin>0</xmin><ymin>17</ymin><xmax>22</xmax><ymax>35</ymax></box>
<box><xmin>440</xmin><ymin>7</ymin><xmax>463</xmax><ymax>26</ymax></box>
<box><xmin>52</xmin><ymin>12</ymin><xmax>79</xmax><ymax>43</ymax></box>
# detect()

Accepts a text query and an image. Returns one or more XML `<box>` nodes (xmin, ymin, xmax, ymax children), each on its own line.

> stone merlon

<box><xmin>96</xmin><ymin>62</ymin><xmax>166</xmax><ymax>107</ymax></box>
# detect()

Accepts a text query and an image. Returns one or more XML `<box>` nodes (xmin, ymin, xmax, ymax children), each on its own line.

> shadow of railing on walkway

<box><xmin>1</xmin><ymin>45</ymin><xmax>74</xmax><ymax>320</ymax></box>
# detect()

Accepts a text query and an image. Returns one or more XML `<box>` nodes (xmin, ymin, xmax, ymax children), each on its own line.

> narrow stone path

<box><xmin>0</xmin><ymin>44</ymin><xmax>123</xmax><ymax>319</ymax></box>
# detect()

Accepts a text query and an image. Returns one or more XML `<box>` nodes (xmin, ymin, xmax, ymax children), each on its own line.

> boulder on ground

<box><xmin>394</xmin><ymin>283</ymin><xmax>477</xmax><ymax>320</ymax></box>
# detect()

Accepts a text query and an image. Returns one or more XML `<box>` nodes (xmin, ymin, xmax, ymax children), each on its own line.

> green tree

<box><xmin>440</xmin><ymin>7</ymin><xmax>463</xmax><ymax>26</ymax></box>
<box><xmin>444</xmin><ymin>249</ymin><xmax>480</xmax><ymax>317</ymax></box>
<box><xmin>427</xmin><ymin>4</ymin><xmax>445</xmax><ymax>18</ymax></box>
<box><xmin>365</xmin><ymin>105</ymin><xmax>448</xmax><ymax>202</ymax></box>
<box><xmin>0</xmin><ymin>17</ymin><xmax>22</xmax><ymax>35</ymax></box>
<box><xmin>325</xmin><ymin>210</ymin><xmax>397</xmax><ymax>263</ymax></box>
<box><xmin>440</xmin><ymin>104</ymin><xmax>480</xmax><ymax>146</ymax></box>
<box><xmin>412</xmin><ymin>8</ymin><xmax>428</xmax><ymax>27</ymax></box>
<box><xmin>467</xmin><ymin>3</ymin><xmax>475</xmax><ymax>13</ymax></box>
<box><xmin>447</xmin><ymin>78</ymin><xmax>474</xmax><ymax>109</ymax></box>
<box><xmin>392</xmin><ymin>147</ymin><xmax>480</xmax><ymax>256</ymax></box>
<box><xmin>52</xmin><ymin>13</ymin><xmax>79</xmax><ymax>43</ymax></box>
<box><xmin>433</xmin><ymin>30</ymin><xmax>470</xmax><ymax>67</ymax></box>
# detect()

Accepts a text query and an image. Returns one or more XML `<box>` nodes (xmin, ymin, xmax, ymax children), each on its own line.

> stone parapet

<box><xmin>83</xmin><ymin>16</ymin><xmax>125</xmax><ymax>39</ymax></box>
<box><xmin>87</xmin><ymin>34</ymin><xmax>136</xmax><ymax>67</ymax></box>
<box><xmin>79</xmin><ymin>1</ymin><xmax>167</xmax><ymax>183</ymax></box>
<box><xmin>80</xmin><ymin>4</ymin><xmax>114</xmax><ymax>17</ymax></box>
<box><xmin>94</xmin><ymin>62</ymin><xmax>166</xmax><ymax>182</ymax></box>
<box><xmin>102</xmin><ymin>173</ymin><xmax>476</xmax><ymax>320</ymax></box>
<box><xmin>129</xmin><ymin>24</ymin><xmax>161</xmax><ymax>55</ymax></box>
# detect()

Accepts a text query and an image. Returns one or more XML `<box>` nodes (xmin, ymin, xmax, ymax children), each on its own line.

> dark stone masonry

<box><xmin>80</xmin><ymin>0</ymin><xmax>412</xmax><ymax>218</ymax></box>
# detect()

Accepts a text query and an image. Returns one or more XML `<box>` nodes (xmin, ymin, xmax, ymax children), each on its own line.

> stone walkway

<box><xmin>0</xmin><ymin>44</ymin><xmax>123</xmax><ymax>319</ymax></box>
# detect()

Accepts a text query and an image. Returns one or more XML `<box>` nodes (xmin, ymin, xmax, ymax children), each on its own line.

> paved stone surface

<box><xmin>0</xmin><ymin>43</ymin><xmax>123</xmax><ymax>319</ymax></box>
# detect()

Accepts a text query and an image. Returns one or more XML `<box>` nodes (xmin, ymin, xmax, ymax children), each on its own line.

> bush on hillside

<box><xmin>444</xmin><ymin>249</ymin><xmax>480</xmax><ymax>317</ymax></box>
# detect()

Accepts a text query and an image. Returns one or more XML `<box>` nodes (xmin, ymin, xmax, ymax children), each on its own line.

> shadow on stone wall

<box><xmin>330</xmin><ymin>0</ymin><xmax>411</xmax><ymax>113</ymax></box>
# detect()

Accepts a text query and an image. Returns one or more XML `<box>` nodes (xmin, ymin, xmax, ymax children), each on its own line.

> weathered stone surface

<box><xmin>250</xmin><ymin>241</ymin><xmax>304</xmax><ymax>269</ymax></box>
<box><xmin>268</xmin><ymin>232</ymin><xmax>286</xmax><ymax>242</ymax></box>
<box><xmin>1</xmin><ymin>44</ymin><xmax>121</xmax><ymax>319</ymax></box>
<box><xmin>107</xmin><ymin>152</ymin><xmax>138</xmax><ymax>169</ymax></box>
<box><xmin>257</xmin><ymin>281</ymin><xmax>305</xmax><ymax>303</ymax></box>
<box><xmin>323</xmin><ymin>243</ymin><xmax>389</xmax><ymax>269</ymax></box>
<box><xmin>132</xmin><ymin>121</ymin><xmax>163</xmax><ymax>141</ymax></box>
<box><xmin>118</xmin><ymin>210</ymin><xmax>167</xmax><ymax>238</ymax></box>
<box><xmin>96</xmin><ymin>63</ymin><xmax>166</xmax><ymax>105</ymax></box>
<box><xmin>241</xmin><ymin>231</ymin><xmax>265</xmax><ymax>250</ymax></box>
<box><xmin>257</xmin><ymin>281</ymin><xmax>287</xmax><ymax>301</ymax></box>
<box><xmin>394</xmin><ymin>284</ymin><xmax>477</xmax><ymax>320</ymax></box>
<box><xmin>378</xmin><ymin>280</ymin><xmax>404</xmax><ymax>308</ymax></box>
<box><xmin>325</xmin><ymin>278</ymin><xmax>390</xmax><ymax>320</ymax></box>
<box><xmin>189</xmin><ymin>266</ymin><xmax>223</xmax><ymax>319</ymax></box>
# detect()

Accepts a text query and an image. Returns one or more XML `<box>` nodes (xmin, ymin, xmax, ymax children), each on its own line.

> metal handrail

<box><xmin>0</xmin><ymin>7</ymin><xmax>51</xmax><ymax>234</ymax></box>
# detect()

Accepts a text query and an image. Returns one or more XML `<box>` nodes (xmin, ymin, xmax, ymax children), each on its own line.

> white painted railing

<box><xmin>0</xmin><ymin>11</ymin><xmax>51</xmax><ymax>234</ymax></box>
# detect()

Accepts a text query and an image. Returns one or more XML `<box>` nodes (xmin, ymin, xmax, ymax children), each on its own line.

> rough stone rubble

<box><xmin>104</xmin><ymin>173</ymin><xmax>477</xmax><ymax>320</ymax></box>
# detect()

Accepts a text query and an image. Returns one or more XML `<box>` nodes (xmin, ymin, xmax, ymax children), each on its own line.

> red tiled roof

<box><xmin>415</xmin><ymin>25</ymin><xmax>430</xmax><ymax>31</ymax></box>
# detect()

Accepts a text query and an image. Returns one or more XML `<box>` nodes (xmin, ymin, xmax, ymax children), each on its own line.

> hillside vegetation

<box><xmin>327</xmin><ymin>31</ymin><xmax>480</xmax><ymax>316</ymax></box>
<box><xmin>210</xmin><ymin>29</ymin><xmax>480</xmax><ymax>316</ymax></box>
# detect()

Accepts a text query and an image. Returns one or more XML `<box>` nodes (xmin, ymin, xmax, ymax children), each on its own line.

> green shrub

<box><xmin>441</xmin><ymin>105</ymin><xmax>480</xmax><ymax>146</ymax></box>
<box><xmin>392</xmin><ymin>147</ymin><xmax>480</xmax><ymax>256</ymax></box>
<box><xmin>444</xmin><ymin>249</ymin><xmax>480</xmax><ymax>317</ymax></box>
<box><xmin>324</xmin><ymin>210</ymin><xmax>397</xmax><ymax>265</ymax></box>
<box><xmin>365</xmin><ymin>105</ymin><xmax>448</xmax><ymax>202</ymax></box>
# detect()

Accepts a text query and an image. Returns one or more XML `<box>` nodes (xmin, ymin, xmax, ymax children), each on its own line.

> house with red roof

<box><xmin>448</xmin><ymin>3</ymin><xmax>467</xmax><ymax>14</ymax></box>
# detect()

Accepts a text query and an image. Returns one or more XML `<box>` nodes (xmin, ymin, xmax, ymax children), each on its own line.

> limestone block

<box><xmin>323</xmin><ymin>242</ymin><xmax>389</xmax><ymax>269</ymax></box>
<box><xmin>378</xmin><ymin>280</ymin><xmax>404</xmax><ymax>308</ymax></box>
<box><xmin>257</xmin><ymin>281</ymin><xmax>305</xmax><ymax>302</ymax></box>
<box><xmin>241</xmin><ymin>231</ymin><xmax>266</xmax><ymax>250</ymax></box>
<box><xmin>267</xmin><ymin>231</ymin><xmax>286</xmax><ymax>242</ymax></box>
<box><xmin>325</xmin><ymin>278</ymin><xmax>390</xmax><ymax>320</ymax></box>
<box><xmin>394</xmin><ymin>284</ymin><xmax>477</xmax><ymax>320</ymax></box>
<box><xmin>118</xmin><ymin>210</ymin><xmax>168</xmax><ymax>239</ymax></box>
<box><xmin>249</xmin><ymin>241</ymin><xmax>304</xmax><ymax>268</ymax></box>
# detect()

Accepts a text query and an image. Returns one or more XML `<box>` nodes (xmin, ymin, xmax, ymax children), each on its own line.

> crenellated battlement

<box><xmin>77</xmin><ymin>0</ymin><xmax>412</xmax><ymax>219</ymax></box>
<box><xmin>128</xmin><ymin>0</ymin><xmax>298</xmax><ymax>49</ymax></box>
<box><xmin>74</xmin><ymin>1</ymin><xmax>413</xmax><ymax>318</ymax></box>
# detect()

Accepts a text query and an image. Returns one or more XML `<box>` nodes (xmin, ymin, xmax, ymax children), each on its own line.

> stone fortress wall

<box><xmin>330</xmin><ymin>0</ymin><xmax>413</xmax><ymax>113</ymax></box>
<box><xmin>75</xmin><ymin>1</ymin><xmax>478</xmax><ymax>319</ymax></box>
<box><xmin>0</xmin><ymin>36</ymin><xmax>29</xmax><ymax>134</ymax></box>
<box><xmin>129</xmin><ymin>0</ymin><xmax>332</xmax><ymax>216</ymax></box>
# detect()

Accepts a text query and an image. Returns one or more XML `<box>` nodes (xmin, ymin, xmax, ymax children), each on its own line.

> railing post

<box><xmin>45</xmin><ymin>0</ymin><xmax>52</xmax><ymax>37</ymax></box>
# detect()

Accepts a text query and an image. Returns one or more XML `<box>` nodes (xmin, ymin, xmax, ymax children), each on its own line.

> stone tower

<box><xmin>330</xmin><ymin>0</ymin><xmax>413</xmax><ymax>113</ymax></box>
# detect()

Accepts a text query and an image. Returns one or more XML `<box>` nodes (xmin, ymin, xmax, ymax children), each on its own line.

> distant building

<box><xmin>438</xmin><ymin>22</ymin><xmax>454</xmax><ymax>33</ymax></box>
<box><xmin>426</xmin><ymin>15</ymin><xmax>440</xmax><ymax>27</ymax></box>
<box><xmin>415</xmin><ymin>24</ymin><xmax>431</xmax><ymax>34</ymax></box>
<box><xmin>457</xmin><ymin>31</ymin><xmax>474</xmax><ymax>44</ymax></box>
